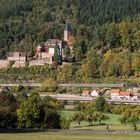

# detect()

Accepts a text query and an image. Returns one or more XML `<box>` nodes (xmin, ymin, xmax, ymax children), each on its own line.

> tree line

<box><xmin>1</xmin><ymin>92</ymin><xmax>140</xmax><ymax>131</ymax></box>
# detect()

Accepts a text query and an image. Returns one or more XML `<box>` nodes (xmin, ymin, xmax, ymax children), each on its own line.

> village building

<box><xmin>7</xmin><ymin>52</ymin><xmax>27</xmax><ymax>62</ymax></box>
<box><xmin>41</xmin><ymin>52</ymin><xmax>53</xmax><ymax>64</ymax></box>
<box><xmin>132</xmin><ymin>93</ymin><xmax>140</xmax><ymax>101</ymax></box>
<box><xmin>44</xmin><ymin>39</ymin><xmax>62</xmax><ymax>55</ymax></box>
<box><xmin>90</xmin><ymin>89</ymin><xmax>100</xmax><ymax>98</ymax></box>
<box><xmin>43</xmin><ymin>39</ymin><xmax>62</xmax><ymax>62</ymax></box>
<box><xmin>0</xmin><ymin>23</ymin><xmax>74</xmax><ymax>68</ymax></box>
<box><xmin>7</xmin><ymin>52</ymin><xmax>27</xmax><ymax>68</ymax></box>
<box><xmin>33</xmin><ymin>40</ymin><xmax>62</xmax><ymax>66</ymax></box>
<box><xmin>111</xmin><ymin>89</ymin><xmax>133</xmax><ymax>100</ymax></box>
<box><xmin>82</xmin><ymin>90</ymin><xmax>91</xmax><ymax>96</ymax></box>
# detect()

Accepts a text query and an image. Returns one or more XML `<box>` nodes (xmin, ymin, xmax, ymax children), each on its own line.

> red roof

<box><xmin>111</xmin><ymin>89</ymin><xmax>120</xmax><ymax>94</ymax></box>
<box><xmin>111</xmin><ymin>89</ymin><xmax>131</xmax><ymax>96</ymax></box>
<box><xmin>119</xmin><ymin>91</ymin><xmax>131</xmax><ymax>96</ymax></box>
<box><xmin>82</xmin><ymin>90</ymin><xmax>90</xmax><ymax>96</ymax></box>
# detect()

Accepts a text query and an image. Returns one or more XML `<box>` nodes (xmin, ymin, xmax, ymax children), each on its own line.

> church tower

<box><xmin>64</xmin><ymin>23</ymin><xmax>72</xmax><ymax>43</ymax></box>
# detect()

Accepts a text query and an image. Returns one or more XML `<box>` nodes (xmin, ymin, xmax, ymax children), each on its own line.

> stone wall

<box><xmin>12</xmin><ymin>61</ymin><xmax>26</xmax><ymax>68</ymax></box>
<box><xmin>29</xmin><ymin>59</ymin><xmax>52</xmax><ymax>67</ymax></box>
<box><xmin>7</xmin><ymin>56</ymin><xmax>26</xmax><ymax>62</ymax></box>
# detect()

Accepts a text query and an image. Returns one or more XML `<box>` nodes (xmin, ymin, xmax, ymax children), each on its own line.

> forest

<box><xmin>0</xmin><ymin>0</ymin><xmax>140</xmax><ymax>82</ymax></box>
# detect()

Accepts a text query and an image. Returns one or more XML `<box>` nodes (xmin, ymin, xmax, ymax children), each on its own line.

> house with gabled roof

<box><xmin>82</xmin><ymin>90</ymin><xmax>90</xmax><ymax>97</ymax></box>
<box><xmin>91</xmin><ymin>89</ymin><xmax>100</xmax><ymax>98</ymax></box>
<box><xmin>111</xmin><ymin>89</ymin><xmax>132</xmax><ymax>100</ymax></box>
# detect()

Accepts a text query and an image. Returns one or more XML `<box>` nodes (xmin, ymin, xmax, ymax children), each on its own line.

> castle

<box><xmin>0</xmin><ymin>23</ymin><xmax>74</xmax><ymax>68</ymax></box>
<box><xmin>30</xmin><ymin>23</ymin><xmax>74</xmax><ymax>66</ymax></box>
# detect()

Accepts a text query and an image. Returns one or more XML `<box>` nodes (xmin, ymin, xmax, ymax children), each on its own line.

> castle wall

<box><xmin>12</xmin><ymin>61</ymin><xmax>26</xmax><ymax>68</ymax></box>
<box><xmin>29</xmin><ymin>59</ymin><xmax>53</xmax><ymax>67</ymax></box>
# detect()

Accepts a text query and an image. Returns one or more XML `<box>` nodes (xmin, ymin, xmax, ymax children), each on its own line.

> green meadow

<box><xmin>61</xmin><ymin>110</ymin><xmax>138</xmax><ymax>131</ymax></box>
<box><xmin>1</xmin><ymin>110</ymin><xmax>140</xmax><ymax>140</ymax></box>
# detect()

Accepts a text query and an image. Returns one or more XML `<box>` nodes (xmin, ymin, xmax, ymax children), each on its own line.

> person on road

<box><xmin>106</xmin><ymin>124</ymin><xmax>109</xmax><ymax>132</ymax></box>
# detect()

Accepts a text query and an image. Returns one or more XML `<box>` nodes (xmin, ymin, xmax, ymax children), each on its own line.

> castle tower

<box><xmin>36</xmin><ymin>44</ymin><xmax>42</xmax><ymax>59</ymax></box>
<box><xmin>64</xmin><ymin>23</ymin><xmax>72</xmax><ymax>42</ymax></box>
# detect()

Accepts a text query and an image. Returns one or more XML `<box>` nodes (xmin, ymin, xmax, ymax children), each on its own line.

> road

<box><xmin>1</xmin><ymin>128</ymin><xmax>140</xmax><ymax>135</ymax></box>
<box><xmin>58</xmin><ymin>83</ymin><xmax>124</xmax><ymax>88</ymax></box>
<box><xmin>47</xmin><ymin>94</ymin><xmax>93</xmax><ymax>101</ymax></box>
<box><xmin>38</xmin><ymin>93</ymin><xmax>140</xmax><ymax>104</ymax></box>
<box><xmin>0</xmin><ymin>82</ymin><xmax>138</xmax><ymax>88</ymax></box>
<box><xmin>0</xmin><ymin>83</ymin><xmax>41</xmax><ymax>87</ymax></box>
<box><xmin>0</xmin><ymin>83</ymin><xmax>125</xmax><ymax>88</ymax></box>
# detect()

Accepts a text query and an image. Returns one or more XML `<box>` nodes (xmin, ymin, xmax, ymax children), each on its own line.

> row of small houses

<box><xmin>82</xmin><ymin>89</ymin><xmax>140</xmax><ymax>101</ymax></box>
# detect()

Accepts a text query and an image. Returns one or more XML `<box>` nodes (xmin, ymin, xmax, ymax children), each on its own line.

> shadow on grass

<box><xmin>73</xmin><ymin>123</ymin><xmax>108</xmax><ymax>128</ymax></box>
<box><xmin>0</xmin><ymin>128</ymin><xmax>53</xmax><ymax>133</ymax></box>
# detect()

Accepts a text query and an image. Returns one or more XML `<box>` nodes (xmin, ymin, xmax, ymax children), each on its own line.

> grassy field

<box><xmin>61</xmin><ymin>110</ymin><xmax>140</xmax><ymax>131</ymax></box>
<box><xmin>61</xmin><ymin>110</ymin><xmax>121</xmax><ymax>126</ymax></box>
<box><xmin>0</xmin><ymin>110</ymin><xmax>140</xmax><ymax>140</ymax></box>
<box><xmin>61</xmin><ymin>110</ymin><xmax>76</xmax><ymax>118</ymax></box>
<box><xmin>1</xmin><ymin>132</ymin><xmax>140</xmax><ymax>140</ymax></box>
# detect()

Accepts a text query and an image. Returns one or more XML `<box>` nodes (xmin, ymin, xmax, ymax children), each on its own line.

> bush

<box><xmin>104</xmin><ymin>103</ymin><xmax>113</xmax><ymax>113</ymax></box>
<box><xmin>17</xmin><ymin>93</ymin><xmax>62</xmax><ymax>129</ymax></box>
<box><xmin>74</xmin><ymin>102</ymin><xmax>88</xmax><ymax>111</ymax></box>
<box><xmin>12</xmin><ymin>85</ymin><xmax>24</xmax><ymax>92</ymax></box>
<box><xmin>95</xmin><ymin>96</ymin><xmax>106</xmax><ymax>112</ymax></box>
<box><xmin>57</xmin><ymin>88</ymin><xmax>67</xmax><ymax>94</ymax></box>
<box><xmin>42</xmin><ymin>78</ymin><xmax>58</xmax><ymax>92</ymax></box>
<box><xmin>0</xmin><ymin>93</ymin><xmax>18</xmax><ymax>128</ymax></box>
<box><xmin>61</xmin><ymin>118</ymin><xmax>70</xmax><ymax>129</ymax></box>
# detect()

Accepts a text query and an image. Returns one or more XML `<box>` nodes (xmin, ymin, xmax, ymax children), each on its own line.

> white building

<box><xmin>130</xmin><ymin>94</ymin><xmax>140</xmax><ymax>101</ymax></box>
<box><xmin>91</xmin><ymin>89</ymin><xmax>100</xmax><ymax>98</ymax></box>
<box><xmin>111</xmin><ymin>89</ymin><xmax>132</xmax><ymax>100</ymax></box>
<box><xmin>7</xmin><ymin>52</ymin><xmax>26</xmax><ymax>62</ymax></box>
<box><xmin>45</xmin><ymin>39</ymin><xmax>62</xmax><ymax>55</ymax></box>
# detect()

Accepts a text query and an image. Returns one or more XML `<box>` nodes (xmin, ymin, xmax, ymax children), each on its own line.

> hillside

<box><xmin>0</xmin><ymin>0</ymin><xmax>140</xmax><ymax>56</ymax></box>
<box><xmin>0</xmin><ymin>0</ymin><xmax>140</xmax><ymax>83</ymax></box>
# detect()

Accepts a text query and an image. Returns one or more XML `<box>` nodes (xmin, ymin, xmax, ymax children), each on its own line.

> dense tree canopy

<box><xmin>0</xmin><ymin>93</ymin><xmax>18</xmax><ymax>128</ymax></box>
<box><xmin>0</xmin><ymin>0</ymin><xmax>140</xmax><ymax>82</ymax></box>
<box><xmin>0</xmin><ymin>92</ymin><xmax>63</xmax><ymax>129</ymax></box>
<box><xmin>0</xmin><ymin>0</ymin><xmax>140</xmax><ymax>57</ymax></box>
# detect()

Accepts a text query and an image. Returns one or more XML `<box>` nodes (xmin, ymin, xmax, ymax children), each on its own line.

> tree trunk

<box><xmin>99</xmin><ymin>120</ymin><xmax>102</xmax><ymax>125</ymax></box>
<box><xmin>134</xmin><ymin>124</ymin><xmax>137</xmax><ymax>131</ymax></box>
<box><xmin>78</xmin><ymin>121</ymin><xmax>81</xmax><ymax>125</ymax></box>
